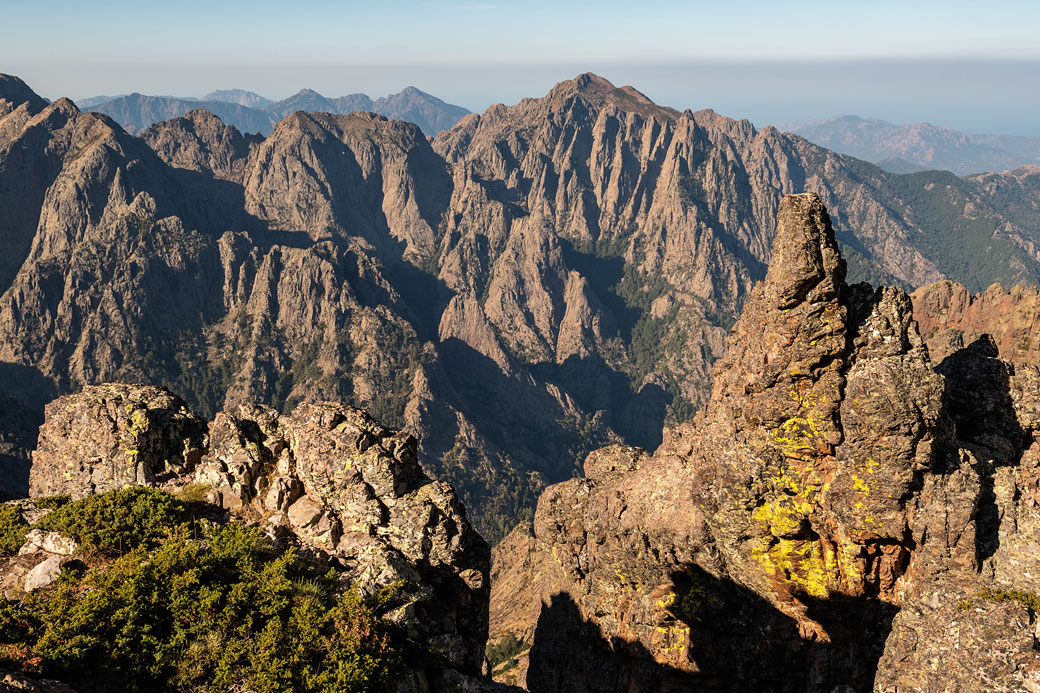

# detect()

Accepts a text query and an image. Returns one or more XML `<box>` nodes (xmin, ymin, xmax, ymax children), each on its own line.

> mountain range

<box><xmin>2</xmin><ymin>70</ymin><xmax>1040</xmax><ymax>544</ymax></box>
<box><xmin>784</xmin><ymin>114</ymin><xmax>1040</xmax><ymax>175</ymax></box>
<box><xmin>77</xmin><ymin>85</ymin><xmax>470</xmax><ymax>136</ymax></box>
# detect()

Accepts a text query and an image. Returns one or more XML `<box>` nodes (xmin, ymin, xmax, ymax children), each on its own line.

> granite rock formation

<box><xmin>913</xmin><ymin>279</ymin><xmax>1040</xmax><ymax>366</ymax></box>
<box><xmin>490</xmin><ymin>193</ymin><xmax>1040</xmax><ymax>692</ymax></box>
<box><xmin>26</xmin><ymin>383</ymin><xmax>490</xmax><ymax>689</ymax></box>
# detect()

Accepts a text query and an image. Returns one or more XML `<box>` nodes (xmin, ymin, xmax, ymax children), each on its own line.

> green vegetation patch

<box><xmin>486</xmin><ymin>632</ymin><xmax>527</xmax><ymax>672</ymax></box>
<box><xmin>0</xmin><ymin>505</ymin><xmax>28</xmax><ymax>556</ymax></box>
<box><xmin>978</xmin><ymin>586</ymin><xmax>1040</xmax><ymax>613</ymax></box>
<box><xmin>35</xmin><ymin>487</ymin><xmax>195</xmax><ymax>557</ymax></box>
<box><xmin>32</xmin><ymin>495</ymin><xmax>71</xmax><ymax>510</ymax></box>
<box><xmin>884</xmin><ymin>171</ymin><xmax>1040</xmax><ymax>292</ymax></box>
<box><xmin>0</xmin><ymin>488</ymin><xmax>404</xmax><ymax>692</ymax></box>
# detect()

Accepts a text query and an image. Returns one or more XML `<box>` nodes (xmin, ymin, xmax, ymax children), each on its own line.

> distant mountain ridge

<box><xmin>203</xmin><ymin>88</ymin><xmax>272</xmax><ymax>107</ymax></box>
<box><xmin>78</xmin><ymin>86</ymin><xmax>469</xmax><ymax>136</ymax></box>
<box><xmin>783</xmin><ymin>114</ymin><xmax>1040</xmax><ymax>175</ymax></box>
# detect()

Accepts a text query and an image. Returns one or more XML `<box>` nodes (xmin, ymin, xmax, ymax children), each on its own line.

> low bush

<box><xmin>0</xmin><ymin>505</ymin><xmax>28</xmax><ymax>556</ymax></box>
<box><xmin>0</xmin><ymin>488</ymin><xmax>403</xmax><ymax>692</ymax></box>
<box><xmin>34</xmin><ymin>486</ymin><xmax>195</xmax><ymax>556</ymax></box>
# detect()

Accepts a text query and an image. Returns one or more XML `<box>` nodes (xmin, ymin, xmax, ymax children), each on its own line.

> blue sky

<box><xmin>4</xmin><ymin>0</ymin><xmax>1040</xmax><ymax>134</ymax></box>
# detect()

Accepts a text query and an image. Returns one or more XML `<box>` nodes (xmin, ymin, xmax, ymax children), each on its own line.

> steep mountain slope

<box><xmin>0</xmin><ymin>74</ymin><xmax>47</xmax><ymax>114</ymax></box>
<box><xmin>3</xmin><ymin>72</ymin><xmax>1040</xmax><ymax>541</ymax></box>
<box><xmin>4</xmin><ymin>382</ymin><xmax>492</xmax><ymax>692</ymax></box>
<box><xmin>490</xmin><ymin>194</ymin><xmax>1040</xmax><ymax>691</ymax></box>
<box><xmin>785</xmin><ymin>114</ymin><xmax>1040</xmax><ymax>175</ymax></box>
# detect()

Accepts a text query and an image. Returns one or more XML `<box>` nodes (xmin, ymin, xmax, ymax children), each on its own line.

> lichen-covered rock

<box><xmin>17</xmin><ymin>529</ymin><xmax>77</xmax><ymax>556</ymax></box>
<box><xmin>876</xmin><ymin>593</ymin><xmax>1040</xmax><ymax>692</ymax></box>
<box><xmin>26</xmin><ymin>385</ymin><xmax>490</xmax><ymax>689</ymax></box>
<box><xmin>29</xmin><ymin>384</ymin><xmax>207</xmax><ymax>498</ymax></box>
<box><xmin>492</xmin><ymin>193</ymin><xmax>1040</xmax><ymax>692</ymax></box>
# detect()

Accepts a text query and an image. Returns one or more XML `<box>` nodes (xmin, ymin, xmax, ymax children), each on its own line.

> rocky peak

<box><xmin>141</xmin><ymin>108</ymin><xmax>258</xmax><ymax>181</ymax></box>
<box><xmin>0</xmin><ymin>73</ymin><xmax>48</xmax><ymax>115</ymax></box>
<box><xmin>761</xmin><ymin>192</ymin><xmax>845</xmax><ymax>308</ymax></box>
<box><xmin>546</xmin><ymin>72</ymin><xmax>679</xmax><ymax>121</ymax></box>
<box><xmin>487</xmin><ymin>193</ymin><xmax>1036</xmax><ymax>691</ymax></box>
<box><xmin>245</xmin><ymin>109</ymin><xmax>448</xmax><ymax>260</ymax></box>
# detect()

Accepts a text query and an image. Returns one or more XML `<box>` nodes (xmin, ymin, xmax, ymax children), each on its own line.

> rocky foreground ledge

<box><xmin>16</xmin><ymin>386</ymin><xmax>492</xmax><ymax>691</ymax></box>
<box><xmin>491</xmin><ymin>193</ymin><xmax>1040</xmax><ymax>691</ymax></box>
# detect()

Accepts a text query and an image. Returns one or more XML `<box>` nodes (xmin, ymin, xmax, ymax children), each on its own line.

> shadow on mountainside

<box><xmin>438</xmin><ymin>338</ymin><xmax>602</xmax><ymax>479</ymax></box>
<box><xmin>0</xmin><ymin>362</ymin><xmax>53</xmax><ymax>496</ymax></box>
<box><xmin>937</xmin><ymin>334</ymin><xmax>1028</xmax><ymax>562</ymax></box>
<box><xmin>534</xmin><ymin>353</ymin><xmax>671</xmax><ymax>451</ymax></box>
<box><xmin>526</xmin><ymin>565</ymin><xmax>898</xmax><ymax>693</ymax></box>
<box><xmin>438</xmin><ymin>337</ymin><xmax>676</xmax><ymax>488</ymax></box>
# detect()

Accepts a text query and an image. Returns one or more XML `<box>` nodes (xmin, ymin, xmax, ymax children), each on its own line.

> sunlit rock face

<box><xmin>490</xmin><ymin>194</ymin><xmax>1040</xmax><ymax>692</ymax></box>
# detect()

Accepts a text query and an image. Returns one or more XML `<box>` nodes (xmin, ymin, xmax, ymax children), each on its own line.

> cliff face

<box><xmin>490</xmin><ymin>194</ymin><xmax>1040</xmax><ymax>692</ymax></box>
<box><xmin>913</xmin><ymin>279</ymin><xmax>1040</xmax><ymax>365</ymax></box>
<box><xmin>25</xmin><ymin>382</ymin><xmax>490</xmax><ymax>690</ymax></box>
<box><xmin>3</xmin><ymin>72</ymin><xmax>1040</xmax><ymax>539</ymax></box>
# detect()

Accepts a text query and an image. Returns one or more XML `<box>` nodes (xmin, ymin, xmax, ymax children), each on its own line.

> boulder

<box><xmin>24</xmin><ymin>555</ymin><xmax>61</xmax><ymax>592</ymax></box>
<box><xmin>18</xmin><ymin>529</ymin><xmax>77</xmax><ymax>556</ymax></box>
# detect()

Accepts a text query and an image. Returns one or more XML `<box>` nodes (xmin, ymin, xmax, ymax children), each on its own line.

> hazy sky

<box><xmin>4</xmin><ymin>0</ymin><xmax>1040</xmax><ymax>134</ymax></box>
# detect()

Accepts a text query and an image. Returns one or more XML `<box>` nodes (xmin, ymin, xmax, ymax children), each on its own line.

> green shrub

<box><xmin>978</xmin><ymin>586</ymin><xmax>1040</xmax><ymax>612</ymax></box>
<box><xmin>35</xmin><ymin>487</ymin><xmax>194</xmax><ymax>556</ymax></box>
<box><xmin>0</xmin><ymin>489</ymin><xmax>403</xmax><ymax>693</ymax></box>
<box><xmin>486</xmin><ymin>632</ymin><xmax>526</xmax><ymax>670</ymax></box>
<box><xmin>0</xmin><ymin>505</ymin><xmax>28</xmax><ymax>556</ymax></box>
<box><xmin>32</xmin><ymin>495</ymin><xmax>71</xmax><ymax>510</ymax></box>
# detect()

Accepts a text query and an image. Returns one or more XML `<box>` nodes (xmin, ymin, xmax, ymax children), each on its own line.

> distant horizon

<box><xmin>9</xmin><ymin>57</ymin><xmax>1040</xmax><ymax>138</ymax></box>
<box><xmin>7</xmin><ymin>0</ymin><xmax>1040</xmax><ymax>135</ymax></box>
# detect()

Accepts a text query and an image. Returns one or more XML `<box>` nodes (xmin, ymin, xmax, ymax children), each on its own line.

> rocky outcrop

<box><xmin>30</xmin><ymin>383</ymin><xmax>207</xmax><ymax>497</ymax></box>
<box><xmin>27</xmin><ymin>383</ymin><xmax>490</xmax><ymax>688</ymax></box>
<box><xmin>913</xmin><ymin>279</ymin><xmax>1040</xmax><ymax>365</ymax></box>
<box><xmin>490</xmin><ymin>193</ymin><xmax>1040</xmax><ymax>691</ymax></box>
